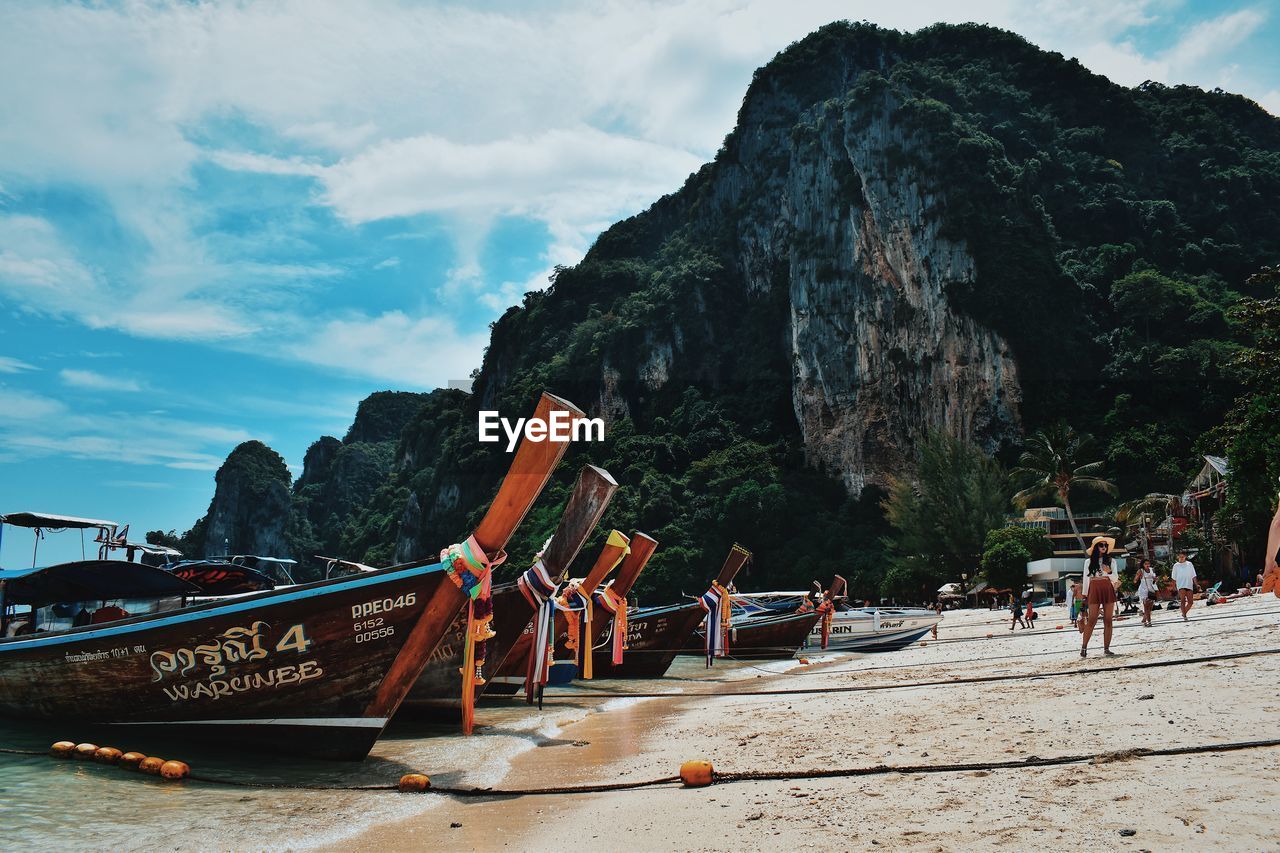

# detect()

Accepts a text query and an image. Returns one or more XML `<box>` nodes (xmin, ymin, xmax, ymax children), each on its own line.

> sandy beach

<box><xmin>341</xmin><ymin>596</ymin><xmax>1280</xmax><ymax>851</ymax></box>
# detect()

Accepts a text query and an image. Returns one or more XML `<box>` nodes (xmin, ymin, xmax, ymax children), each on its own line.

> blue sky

<box><xmin>2</xmin><ymin>0</ymin><xmax>1279</xmax><ymax>566</ymax></box>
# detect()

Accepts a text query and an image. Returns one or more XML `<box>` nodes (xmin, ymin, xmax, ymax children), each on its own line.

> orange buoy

<box><xmin>73</xmin><ymin>743</ymin><xmax>99</xmax><ymax>760</ymax></box>
<box><xmin>50</xmin><ymin>741</ymin><xmax>76</xmax><ymax>758</ymax></box>
<box><xmin>1056</xmin><ymin>625</ymin><xmax>1064</xmax><ymax>630</ymax></box>
<box><xmin>798</xmin><ymin>657</ymin><xmax>810</xmax><ymax>665</ymax></box>
<box><xmin>160</xmin><ymin>760</ymin><xmax>190</xmax><ymax>780</ymax></box>
<box><xmin>138</xmin><ymin>756</ymin><xmax>166</xmax><ymax>775</ymax></box>
<box><xmin>398</xmin><ymin>773</ymin><xmax>431</xmax><ymax>793</ymax></box>
<box><xmin>95</xmin><ymin>747</ymin><xmax>123</xmax><ymax>764</ymax></box>
<box><xmin>918</xmin><ymin>642</ymin><xmax>927</xmax><ymax>647</ymax></box>
<box><xmin>985</xmin><ymin>633</ymin><xmax>993</xmax><ymax>639</ymax></box>
<box><xmin>679</xmin><ymin>760</ymin><xmax>714</xmax><ymax>788</ymax></box>
<box><xmin>118</xmin><ymin>752</ymin><xmax>146</xmax><ymax>770</ymax></box>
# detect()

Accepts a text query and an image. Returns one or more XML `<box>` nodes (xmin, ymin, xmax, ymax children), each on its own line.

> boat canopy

<box><xmin>0</xmin><ymin>560</ymin><xmax>200</xmax><ymax>607</ymax></box>
<box><xmin>0</xmin><ymin>512</ymin><xmax>119</xmax><ymax>532</ymax></box>
<box><xmin>169</xmin><ymin>561</ymin><xmax>276</xmax><ymax>595</ymax></box>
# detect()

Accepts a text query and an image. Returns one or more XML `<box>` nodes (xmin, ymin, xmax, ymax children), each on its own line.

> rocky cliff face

<box><xmin>198</xmin><ymin>441</ymin><xmax>293</xmax><ymax>557</ymax></box>
<box><xmin>687</xmin><ymin>81</ymin><xmax>1023</xmax><ymax>493</ymax></box>
<box><xmin>291</xmin><ymin>391</ymin><xmax>430</xmax><ymax>558</ymax></box>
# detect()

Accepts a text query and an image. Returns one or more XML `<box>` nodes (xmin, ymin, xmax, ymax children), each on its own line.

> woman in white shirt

<box><xmin>1171</xmin><ymin>550</ymin><xmax>1197</xmax><ymax>620</ymax></box>
<box><xmin>1134</xmin><ymin>558</ymin><xmax>1158</xmax><ymax>627</ymax></box>
<box><xmin>1080</xmin><ymin>537</ymin><xmax>1117</xmax><ymax>658</ymax></box>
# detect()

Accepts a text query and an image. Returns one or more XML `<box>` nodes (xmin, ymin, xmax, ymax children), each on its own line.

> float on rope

<box><xmin>398</xmin><ymin>773</ymin><xmax>431</xmax><ymax>793</ymax></box>
<box><xmin>94</xmin><ymin>746</ymin><xmax>123</xmax><ymax>764</ymax></box>
<box><xmin>679</xmin><ymin>760</ymin><xmax>715</xmax><ymax>788</ymax></box>
<box><xmin>138</xmin><ymin>756</ymin><xmax>166</xmax><ymax>775</ymax></box>
<box><xmin>118</xmin><ymin>751</ymin><xmax>146</xmax><ymax>770</ymax></box>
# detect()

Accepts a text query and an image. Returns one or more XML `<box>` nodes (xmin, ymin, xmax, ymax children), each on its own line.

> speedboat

<box><xmin>740</xmin><ymin>592</ymin><xmax>941</xmax><ymax>653</ymax></box>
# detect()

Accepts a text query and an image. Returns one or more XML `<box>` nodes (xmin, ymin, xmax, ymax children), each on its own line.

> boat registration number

<box><xmin>351</xmin><ymin>593</ymin><xmax>417</xmax><ymax>618</ymax></box>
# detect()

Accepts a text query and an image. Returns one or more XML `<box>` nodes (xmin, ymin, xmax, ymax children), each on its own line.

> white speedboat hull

<box><xmin>801</xmin><ymin>608</ymin><xmax>940</xmax><ymax>653</ymax></box>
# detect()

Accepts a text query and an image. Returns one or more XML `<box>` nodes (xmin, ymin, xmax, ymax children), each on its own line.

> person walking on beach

<box><xmin>1009</xmin><ymin>595</ymin><xmax>1027</xmax><ymax>630</ymax></box>
<box><xmin>1135</xmin><ymin>558</ymin><xmax>1158</xmax><ymax>627</ymax></box>
<box><xmin>1065</xmin><ymin>581</ymin><xmax>1077</xmax><ymax>627</ymax></box>
<box><xmin>1080</xmin><ymin>537</ymin><xmax>1117</xmax><ymax>658</ymax></box>
<box><xmin>1172</xmin><ymin>550</ymin><xmax>1198</xmax><ymax>621</ymax></box>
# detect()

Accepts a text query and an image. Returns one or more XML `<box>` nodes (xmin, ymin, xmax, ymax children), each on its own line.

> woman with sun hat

<box><xmin>1079</xmin><ymin>535</ymin><xmax>1117</xmax><ymax>658</ymax></box>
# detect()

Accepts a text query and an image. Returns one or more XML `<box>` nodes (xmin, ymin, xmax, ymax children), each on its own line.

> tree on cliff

<box><xmin>1012</xmin><ymin>423</ymin><xmax>1118</xmax><ymax>550</ymax></box>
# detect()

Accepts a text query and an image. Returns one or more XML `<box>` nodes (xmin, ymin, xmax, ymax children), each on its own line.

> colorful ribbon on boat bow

<box><xmin>558</xmin><ymin>582</ymin><xmax>591</xmax><ymax>680</ymax></box>
<box><xmin>698</xmin><ymin>581</ymin><xmax>732</xmax><ymax>667</ymax></box>
<box><xmin>442</xmin><ymin>535</ymin><xmax>504</xmax><ymax>735</ymax></box>
<box><xmin>593</xmin><ymin>585</ymin><xmax>629</xmax><ymax>665</ymax></box>
<box><xmin>518</xmin><ymin>539</ymin><xmax>559</xmax><ymax>704</ymax></box>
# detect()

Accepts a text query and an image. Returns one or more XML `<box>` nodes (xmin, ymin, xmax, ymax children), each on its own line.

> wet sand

<box><xmin>344</xmin><ymin>596</ymin><xmax>1280</xmax><ymax>851</ymax></box>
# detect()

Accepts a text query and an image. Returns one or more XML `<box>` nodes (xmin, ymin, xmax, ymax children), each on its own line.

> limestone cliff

<box><xmin>196</xmin><ymin>441</ymin><xmax>293</xmax><ymax>558</ymax></box>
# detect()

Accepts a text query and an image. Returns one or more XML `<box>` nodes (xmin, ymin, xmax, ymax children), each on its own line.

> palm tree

<box><xmin>1012</xmin><ymin>422</ymin><xmax>1118</xmax><ymax>551</ymax></box>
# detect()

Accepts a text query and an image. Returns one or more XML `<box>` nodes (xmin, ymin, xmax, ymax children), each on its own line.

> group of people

<box><xmin>1070</xmin><ymin>539</ymin><xmax>1200</xmax><ymax>656</ymax></box>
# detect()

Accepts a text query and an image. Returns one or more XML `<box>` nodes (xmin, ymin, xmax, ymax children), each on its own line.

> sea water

<box><xmin>0</xmin><ymin>657</ymin><xmax>799</xmax><ymax>849</ymax></box>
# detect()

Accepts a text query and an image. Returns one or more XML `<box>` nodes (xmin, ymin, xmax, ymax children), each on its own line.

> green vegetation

<box><xmin>881</xmin><ymin>432</ymin><xmax>1010</xmax><ymax>601</ymax></box>
<box><xmin>1212</xmin><ymin>267</ymin><xmax>1280</xmax><ymax>565</ymax></box>
<box><xmin>981</xmin><ymin>525</ymin><xmax>1054</xmax><ymax>593</ymax></box>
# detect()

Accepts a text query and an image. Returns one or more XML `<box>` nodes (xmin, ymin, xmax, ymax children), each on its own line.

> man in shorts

<box><xmin>1172</xmin><ymin>550</ymin><xmax>1198</xmax><ymax>620</ymax></box>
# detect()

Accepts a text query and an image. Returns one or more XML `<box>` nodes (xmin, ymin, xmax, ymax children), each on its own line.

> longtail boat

<box><xmin>401</xmin><ymin>464</ymin><xmax>618</xmax><ymax>714</ymax></box>
<box><xmin>588</xmin><ymin>544</ymin><xmax>750</xmax><ymax>678</ymax></box>
<box><xmin>530</xmin><ymin>529</ymin><xmax>632</xmax><ymax>689</ymax></box>
<box><xmin>0</xmin><ymin>391</ymin><xmax>580</xmax><ymax>759</ymax></box>
<box><xmin>494</xmin><ymin>530</ymin><xmax>659</xmax><ymax>689</ymax></box>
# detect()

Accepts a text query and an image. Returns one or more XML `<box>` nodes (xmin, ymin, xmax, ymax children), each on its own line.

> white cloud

<box><xmin>0</xmin><ymin>214</ymin><xmax>101</xmax><ymax>306</ymax></box>
<box><xmin>284</xmin><ymin>311</ymin><xmax>489</xmax><ymax>389</ymax></box>
<box><xmin>0</xmin><ymin>356</ymin><xmax>38</xmax><ymax>374</ymax></box>
<box><xmin>0</xmin><ymin>387</ymin><xmax>252</xmax><ymax>470</ymax></box>
<box><xmin>1163</xmin><ymin>8</ymin><xmax>1266</xmax><ymax>73</ymax></box>
<box><xmin>59</xmin><ymin>368</ymin><xmax>143</xmax><ymax>393</ymax></box>
<box><xmin>0</xmin><ymin>387</ymin><xmax>67</xmax><ymax>421</ymax></box>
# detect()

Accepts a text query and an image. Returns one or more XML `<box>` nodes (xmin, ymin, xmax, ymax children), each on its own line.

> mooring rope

<box><xmin>7</xmin><ymin>737</ymin><xmax>1278</xmax><ymax>795</ymax></box>
<box><xmin>173</xmin><ymin>737</ymin><xmax>1280</xmax><ymax>794</ymax></box>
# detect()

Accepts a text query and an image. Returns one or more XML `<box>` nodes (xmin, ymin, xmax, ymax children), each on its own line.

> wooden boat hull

<box><xmin>0</xmin><ymin>561</ymin><xmax>449</xmax><ymax>760</ymax></box>
<box><xmin>402</xmin><ymin>580</ymin><xmax>533</xmax><ymax>712</ymax></box>
<box><xmin>492</xmin><ymin>601</ymin><xmax>705</xmax><ymax>685</ymax></box>
<box><xmin>588</xmin><ymin>601</ymin><xmax>706</xmax><ymax>679</ymax></box>
<box><xmin>682</xmin><ymin>609</ymin><xmax>822</xmax><ymax>660</ymax></box>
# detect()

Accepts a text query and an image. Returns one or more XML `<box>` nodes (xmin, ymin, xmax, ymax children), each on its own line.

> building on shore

<box><xmin>1014</xmin><ymin>507</ymin><xmax>1128</xmax><ymax>601</ymax></box>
